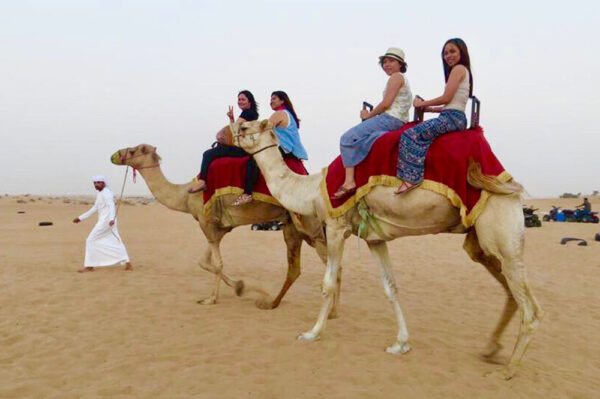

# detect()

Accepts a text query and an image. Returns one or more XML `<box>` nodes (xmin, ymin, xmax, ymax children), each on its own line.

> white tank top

<box><xmin>384</xmin><ymin>73</ymin><xmax>412</xmax><ymax>122</ymax></box>
<box><xmin>444</xmin><ymin>65</ymin><xmax>470</xmax><ymax>112</ymax></box>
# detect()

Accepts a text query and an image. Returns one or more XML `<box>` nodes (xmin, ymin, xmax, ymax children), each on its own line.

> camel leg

<box><xmin>367</xmin><ymin>241</ymin><xmax>411</xmax><ymax>354</ymax></box>
<box><xmin>312</xmin><ymin>236</ymin><xmax>341</xmax><ymax>319</ymax></box>
<box><xmin>255</xmin><ymin>222</ymin><xmax>303</xmax><ymax>309</ymax></box>
<box><xmin>196</xmin><ymin>238</ymin><xmax>222</xmax><ymax>305</ymax></box>
<box><xmin>196</xmin><ymin>245</ymin><xmax>226</xmax><ymax>303</ymax></box>
<box><xmin>298</xmin><ymin>221</ymin><xmax>347</xmax><ymax>341</ymax></box>
<box><xmin>474</xmin><ymin>196</ymin><xmax>543</xmax><ymax>379</ymax></box>
<box><xmin>196</xmin><ymin>227</ymin><xmax>241</xmax><ymax>305</ymax></box>
<box><xmin>463</xmin><ymin>230</ymin><xmax>516</xmax><ymax>359</ymax></box>
<box><xmin>198</xmin><ymin>244</ymin><xmax>238</xmax><ymax>286</ymax></box>
<box><xmin>204</xmin><ymin>238</ymin><xmax>227</xmax><ymax>305</ymax></box>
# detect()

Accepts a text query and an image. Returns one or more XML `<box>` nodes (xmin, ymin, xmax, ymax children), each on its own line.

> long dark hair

<box><xmin>272</xmin><ymin>90</ymin><xmax>300</xmax><ymax>128</ymax></box>
<box><xmin>442</xmin><ymin>38</ymin><xmax>473</xmax><ymax>96</ymax></box>
<box><xmin>238</xmin><ymin>90</ymin><xmax>258</xmax><ymax>113</ymax></box>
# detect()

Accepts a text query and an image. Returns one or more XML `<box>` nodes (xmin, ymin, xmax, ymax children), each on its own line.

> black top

<box><xmin>240</xmin><ymin>109</ymin><xmax>259</xmax><ymax>121</ymax></box>
<box><xmin>583</xmin><ymin>200</ymin><xmax>591</xmax><ymax>212</ymax></box>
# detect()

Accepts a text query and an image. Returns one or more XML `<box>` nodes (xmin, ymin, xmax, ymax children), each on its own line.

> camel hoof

<box><xmin>386</xmin><ymin>342</ymin><xmax>411</xmax><ymax>355</ymax></box>
<box><xmin>327</xmin><ymin>310</ymin><xmax>339</xmax><ymax>320</ymax></box>
<box><xmin>234</xmin><ymin>280</ymin><xmax>245</xmax><ymax>296</ymax></box>
<box><xmin>197</xmin><ymin>297</ymin><xmax>217</xmax><ymax>305</ymax></box>
<box><xmin>481</xmin><ymin>342</ymin><xmax>503</xmax><ymax>361</ymax></box>
<box><xmin>485</xmin><ymin>367</ymin><xmax>514</xmax><ymax>380</ymax></box>
<box><xmin>297</xmin><ymin>332</ymin><xmax>320</xmax><ymax>341</ymax></box>
<box><xmin>254</xmin><ymin>298</ymin><xmax>276</xmax><ymax>310</ymax></box>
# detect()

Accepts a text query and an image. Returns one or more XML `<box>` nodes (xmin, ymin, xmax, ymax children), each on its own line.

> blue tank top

<box><xmin>274</xmin><ymin>110</ymin><xmax>308</xmax><ymax>160</ymax></box>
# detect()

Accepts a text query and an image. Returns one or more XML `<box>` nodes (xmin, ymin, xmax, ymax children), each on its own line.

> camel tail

<box><xmin>467</xmin><ymin>161</ymin><xmax>523</xmax><ymax>196</ymax></box>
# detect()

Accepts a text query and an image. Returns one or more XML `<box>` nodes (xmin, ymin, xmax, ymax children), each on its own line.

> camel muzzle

<box><xmin>110</xmin><ymin>152</ymin><xmax>122</xmax><ymax>165</ymax></box>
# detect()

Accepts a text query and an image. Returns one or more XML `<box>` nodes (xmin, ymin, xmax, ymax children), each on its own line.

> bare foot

<box><xmin>77</xmin><ymin>267</ymin><xmax>94</xmax><ymax>273</ymax></box>
<box><xmin>124</xmin><ymin>262</ymin><xmax>133</xmax><ymax>271</ymax></box>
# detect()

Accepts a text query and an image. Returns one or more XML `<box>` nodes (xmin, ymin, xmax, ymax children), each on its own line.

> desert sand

<box><xmin>1</xmin><ymin>194</ymin><xmax>599</xmax><ymax>398</ymax></box>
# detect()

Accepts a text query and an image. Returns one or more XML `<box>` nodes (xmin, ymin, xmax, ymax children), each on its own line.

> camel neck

<box><xmin>137</xmin><ymin>166</ymin><xmax>192</xmax><ymax>213</ymax></box>
<box><xmin>253</xmin><ymin>147</ymin><xmax>320</xmax><ymax>216</ymax></box>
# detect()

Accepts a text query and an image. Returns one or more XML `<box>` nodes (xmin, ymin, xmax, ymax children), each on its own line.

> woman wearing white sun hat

<box><xmin>333</xmin><ymin>47</ymin><xmax>413</xmax><ymax>199</ymax></box>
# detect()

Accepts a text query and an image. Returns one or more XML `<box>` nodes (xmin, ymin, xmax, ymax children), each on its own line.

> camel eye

<box><xmin>129</xmin><ymin>150</ymin><xmax>135</xmax><ymax>155</ymax></box>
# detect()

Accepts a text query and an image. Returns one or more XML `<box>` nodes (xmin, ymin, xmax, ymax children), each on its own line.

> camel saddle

<box><xmin>321</xmin><ymin>123</ymin><xmax>512</xmax><ymax>227</ymax></box>
<box><xmin>203</xmin><ymin>155</ymin><xmax>308</xmax><ymax>215</ymax></box>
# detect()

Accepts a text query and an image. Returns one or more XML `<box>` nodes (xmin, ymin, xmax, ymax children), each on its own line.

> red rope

<box><xmin>131</xmin><ymin>164</ymin><xmax>159</xmax><ymax>183</ymax></box>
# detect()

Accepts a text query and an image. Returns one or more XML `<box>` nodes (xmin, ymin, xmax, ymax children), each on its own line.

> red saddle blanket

<box><xmin>203</xmin><ymin>155</ymin><xmax>308</xmax><ymax>215</ymax></box>
<box><xmin>322</xmin><ymin>123</ymin><xmax>512</xmax><ymax>227</ymax></box>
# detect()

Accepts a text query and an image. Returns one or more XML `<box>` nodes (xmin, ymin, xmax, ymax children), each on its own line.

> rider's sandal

<box><xmin>232</xmin><ymin>193</ymin><xmax>253</xmax><ymax>206</ymax></box>
<box><xmin>394</xmin><ymin>181</ymin><xmax>419</xmax><ymax>195</ymax></box>
<box><xmin>188</xmin><ymin>180</ymin><xmax>207</xmax><ymax>194</ymax></box>
<box><xmin>331</xmin><ymin>185</ymin><xmax>357</xmax><ymax>200</ymax></box>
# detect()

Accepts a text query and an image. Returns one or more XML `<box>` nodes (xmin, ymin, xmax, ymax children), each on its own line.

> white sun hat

<box><xmin>379</xmin><ymin>47</ymin><xmax>406</xmax><ymax>64</ymax></box>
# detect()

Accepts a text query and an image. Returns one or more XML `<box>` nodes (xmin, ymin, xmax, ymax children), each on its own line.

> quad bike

<box><xmin>542</xmin><ymin>206</ymin><xmax>598</xmax><ymax>223</ymax></box>
<box><xmin>573</xmin><ymin>209</ymin><xmax>599</xmax><ymax>223</ymax></box>
<box><xmin>523</xmin><ymin>206</ymin><xmax>542</xmax><ymax>227</ymax></box>
<box><xmin>250</xmin><ymin>221</ymin><xmax>283</xmax><ymax>231</ymax></box>
<box><xmin>542</xmin><ymin>206</ymin><xmax>561</xmax><ymax>222</ymax></box>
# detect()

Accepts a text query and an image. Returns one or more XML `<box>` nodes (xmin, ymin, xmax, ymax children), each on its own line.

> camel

<box><xmin>232</xmin><ymin>120</ymin><xmax>543</xmax><ymax>379</ymax></box>
<box><xmin>110</xmin><ymin>144</ymin><xmax>330</xmax><ymax>311</ymax></box>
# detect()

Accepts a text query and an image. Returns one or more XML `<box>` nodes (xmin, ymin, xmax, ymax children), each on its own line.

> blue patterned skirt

<box><xmin>340</xmin><ymin>113</ymin><xmax>405</xmax><ymax>167</ymax></box>
<box><xmin>397</xmin><ymin>109</ymin><xmax>467</xmax><ymax>183</ymax></box>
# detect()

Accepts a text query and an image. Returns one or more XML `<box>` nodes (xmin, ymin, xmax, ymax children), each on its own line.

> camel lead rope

<box><xmin>115</xmin><ymin>166</ymin><xmax>130</xmax><ymax>220</ymax></box>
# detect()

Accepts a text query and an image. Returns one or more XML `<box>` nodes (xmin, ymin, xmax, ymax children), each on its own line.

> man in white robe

<box><xmin>73</xmin><ymin>175</ymin><xmax>133</xmax><ymax>273</ymax></box>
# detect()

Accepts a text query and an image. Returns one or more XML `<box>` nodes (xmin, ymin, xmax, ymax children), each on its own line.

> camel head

<box><xmin>110</xmin><ymin>144</ymin><xmax>161</xmax><ymax>168</ymax></box>
<box><xmin>233</xmin><ymin>119</ymin><xmax>279</xmax><ymax>154</ymax></box>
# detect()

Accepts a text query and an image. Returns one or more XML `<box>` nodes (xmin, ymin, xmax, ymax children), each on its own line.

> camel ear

<box><xmin>260</xmin><ymin>119</ymin><xmax>271</xmax><ymax>131</ymax></box>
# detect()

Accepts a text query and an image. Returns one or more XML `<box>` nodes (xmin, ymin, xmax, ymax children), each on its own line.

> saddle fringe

<box><xmin>467</xmin><ymin>161</ymin><xmax>523</xmax><ymax>196</ymax></box>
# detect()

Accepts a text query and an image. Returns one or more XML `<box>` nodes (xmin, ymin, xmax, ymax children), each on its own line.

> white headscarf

<box><xmin>92</xmin><ymin>175</ymin><xmax>106</xmax><ymax>183</ymax></box>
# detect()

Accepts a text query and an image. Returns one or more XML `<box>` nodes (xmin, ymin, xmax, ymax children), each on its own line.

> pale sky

<box><xmin>1</xmin><ymin>0</ymin><xmax>598</xmax><ymax>197</ymax></box>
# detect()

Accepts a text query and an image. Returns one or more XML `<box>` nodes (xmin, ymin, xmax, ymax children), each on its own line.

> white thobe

<box><xmin>78</xmin><ymin>187</ymin><xmax>130</xmax><ymax>267</ymax></box>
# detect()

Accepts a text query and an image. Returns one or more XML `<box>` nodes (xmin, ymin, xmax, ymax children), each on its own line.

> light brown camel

<box><xmin>110</xmin><ymin>144</ymin><xmax>329</xmax><ymax>311</ymax></box>
<box><xmin>232</xmin><ymin>120</ymin><xmax>543</xmax><ymax>379</ymax></box>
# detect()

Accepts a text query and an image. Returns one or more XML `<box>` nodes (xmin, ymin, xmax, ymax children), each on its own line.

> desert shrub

<box><xmin>559</xmin><ymin>192</ymin><xmax>580</xmax><ymax>198</ymax></box>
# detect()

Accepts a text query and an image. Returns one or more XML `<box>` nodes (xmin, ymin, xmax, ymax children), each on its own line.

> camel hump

<box><xmin>467</xmin><ymin>161</ymin><xmax>523</xmax><ymax>195</ymax></box>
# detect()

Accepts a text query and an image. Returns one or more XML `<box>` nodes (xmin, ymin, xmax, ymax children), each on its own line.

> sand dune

<box><xmin>1</xmin><ymin>195</ymin><xmax>599</xmax><ymax>398</ymax></box>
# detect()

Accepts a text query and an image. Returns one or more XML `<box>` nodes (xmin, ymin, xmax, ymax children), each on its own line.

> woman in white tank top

<box><xmin>395</xmin><ymin>38</ymin><xmax>473</xmax><ymax>194</ymax></box>
<box><xmin>333</xmin><ymin>47</ymin><xmax>413</xmax><ymax>200</ymax></box>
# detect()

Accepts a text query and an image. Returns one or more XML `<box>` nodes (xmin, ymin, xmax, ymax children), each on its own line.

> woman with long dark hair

<box><xmin>220</xmin><ymin>90</ymin><xmax>307</xmax><ymax>206</ymax></box>
<box><xmin>395</xmin><ymin>38</ymin><xmax>473</xmax><ymax>194</ymax></box>
<box><xmin>188</xmin><ymin>90</ymin><xmax>261</xmax><ymax>206</ymax></box>
<box><xmin>266</xmin><ymin>91</ymin><xmax>308</xmax><ymax>161</ymax></box>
